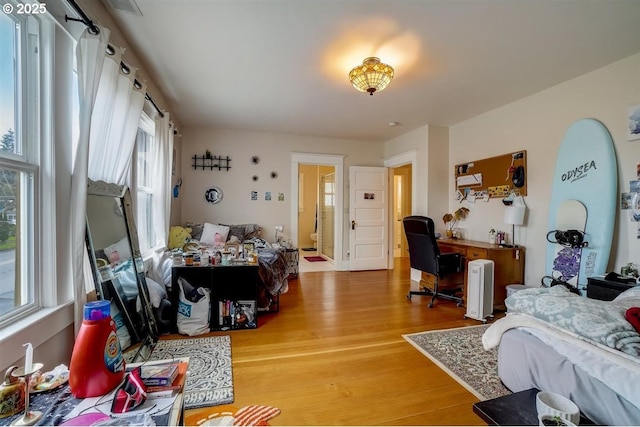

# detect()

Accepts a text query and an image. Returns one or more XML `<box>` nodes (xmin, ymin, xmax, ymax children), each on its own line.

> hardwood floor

<box><xmin>184</xmin><ymin>257</ymin><xmax>492</xmax><ymax>425</ymax></box>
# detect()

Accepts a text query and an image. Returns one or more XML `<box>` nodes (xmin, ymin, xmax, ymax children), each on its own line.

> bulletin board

<box><xmin>454</xmin><ymin>150</ymin><xmax>527</xmax><ymax>199</ymax></box>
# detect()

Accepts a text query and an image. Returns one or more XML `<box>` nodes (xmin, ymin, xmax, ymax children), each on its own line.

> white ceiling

<box><xmin>102</xmin><ymin>0</ymin><xmax>640</xmax><ymax>142</ymax></box>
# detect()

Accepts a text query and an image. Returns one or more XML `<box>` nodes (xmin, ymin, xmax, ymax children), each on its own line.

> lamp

<box><xmin>349</xmin><ymin>57</ymin><xmax>394</xmax><ymax>95</ymax></box>
<box><xmin>503</xmin><ymin>195</ymin><xmax>526</xmax><ymax>246</ymax></box>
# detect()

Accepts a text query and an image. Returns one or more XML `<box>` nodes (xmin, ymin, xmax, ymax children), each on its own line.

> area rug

<box><xmin>126</xmin><ymin>335</ymin><xmax>234</xmax><ymax>409</ymax></box>
<box><xmin>403</xmin><ymin>324</ymin><xmax>511</xmax><ymax>400</ymax></box>
<box><xmin>185</xmin><ymin>404</ymin><xmax>281</xmax><ymax>426</ymax></box>
<box><xmin>304</xmin><ymin>256</ymin><xmax>326</xmax><ymax>262</ymax></box>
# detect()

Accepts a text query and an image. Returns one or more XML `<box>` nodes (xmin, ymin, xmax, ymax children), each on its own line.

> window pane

<box><xmin>137</xmin><ymin>192</ymin><xmax>153</xmax><ymax>252</ymax></box>
<box><xmin>71</xmin><ymin>70</ymin><xmax>79</xmax><ymax>162</ymax></box>
<box><xmin>0</xmin><ymin>168</ymin><xmax>33</xmax><ymax>318</ymax></box>
<box><xmin>0</xmin><ymin>14</ymin><xmax>18</xmax><ymax>155</ymax></box>
<box><xmin>136</xmin><ymin>128</ymin><xmax>153</xmax><ymax>187</ymax></box>
<box><xmin>135</xmin><ymin>127</ymin><xmax>155</xmax><ymax>252</ymax></box>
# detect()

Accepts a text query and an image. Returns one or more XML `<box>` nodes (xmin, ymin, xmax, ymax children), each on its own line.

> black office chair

<box><xmin>403</xmin><ymin>216</ymin><xmax>464</xmax><ymax>308</ymax></box>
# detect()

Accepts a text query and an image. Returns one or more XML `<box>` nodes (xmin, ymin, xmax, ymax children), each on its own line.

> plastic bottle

<box><xmin>69</xmin><ymin>300</ymin><xmax>126</xmax><ymax>398</ymax></box>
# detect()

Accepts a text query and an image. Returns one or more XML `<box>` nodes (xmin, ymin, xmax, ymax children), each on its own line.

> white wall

<box><xmin>427</xmin><ymin>126</ymin><xmax>451</xmax><ymax>226</ymax></box>
<box><xmin>449</xmin><ymin>53</ymin><xmax>640</xmax><ymax>287</ymax></box>
<box><xmin>384</xmin><ymin>126</ymin><xmax>430</xmax><ymax>214</ymax></box>
<box><xmin>384</xmin><ymin>125</ymin><xmax>451</xmax><ymax>233</ymax></box>
<box><xmin>179</xmin><ymin>128</ymin><xmax>383</xmax><ymax>263</ymax></box>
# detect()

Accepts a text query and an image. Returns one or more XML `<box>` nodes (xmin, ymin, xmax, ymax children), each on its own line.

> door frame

<box><xmin>290</xmin><ymin>153</ymin><xmax>346</xmax><ymax>270</ymax></box>
<box><xmin>384</xmin><ymin>149</ymin><xmax>417</xmax><ymax>270</ymax></box>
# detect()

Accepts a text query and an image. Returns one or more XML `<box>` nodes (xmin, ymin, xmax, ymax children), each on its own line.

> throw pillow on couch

<box><xmin>200</xmin><ymin>223</ymin><xmax>230</xmax><ymax>247</ymax></box>
<box><xmin>186</xmin><ymin>222</ymin><xmax>262</xmax><ymax>244</ymax></box>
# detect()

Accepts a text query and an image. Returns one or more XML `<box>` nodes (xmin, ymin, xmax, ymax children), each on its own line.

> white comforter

<box><xmin>484</xmin><ymin>313</ymin><xmax>640</xmax><ymax>410</ymax></box>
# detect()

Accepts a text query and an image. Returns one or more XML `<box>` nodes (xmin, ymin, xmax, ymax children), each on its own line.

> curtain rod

<box><xmin>65</xmin><ymin>0</ymin><xmax>177</xmax><ymax>133</ymax></box>
<box><xmin>65</xmin><ymin>0</ymin><xmax>99</xmax><ymax>35</ymax></box>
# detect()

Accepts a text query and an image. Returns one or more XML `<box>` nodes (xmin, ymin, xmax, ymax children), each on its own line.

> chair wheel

<box><xmin>428</xmin><ymin>303</ymin><xmax>434</xmax><ymax>308</ymax></box>
<box><xmin>406</xmin><ymin>293</ymin><xmax>412</xmax><ymax>301</ymax></box>
<box><xmin>456</xmin><ymin>302</ymin><xmax>463</xmax><ymax>307</ymax></box>
<box><xmin>482</xmin><ymin>319</ymin><xmax>487</xmax><ymax>324</ymax></box>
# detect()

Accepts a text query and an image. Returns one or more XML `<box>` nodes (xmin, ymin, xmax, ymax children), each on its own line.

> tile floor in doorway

<box><xmin>298</xmin><ymin>250</ymin><xmax>334</xmax><ymax>273</ymax></box>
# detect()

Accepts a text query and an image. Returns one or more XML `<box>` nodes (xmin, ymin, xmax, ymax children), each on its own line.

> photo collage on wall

<box><xmin>619</xmin><ymin>162</ymin><xmax>640</xmax><ymax>238</ymax></box>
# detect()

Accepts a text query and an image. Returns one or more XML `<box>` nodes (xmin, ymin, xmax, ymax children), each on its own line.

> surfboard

<box><xmin>545</xmin><ymin>119</ymin><xmax>617</xmax><ymax>293</ymax></box>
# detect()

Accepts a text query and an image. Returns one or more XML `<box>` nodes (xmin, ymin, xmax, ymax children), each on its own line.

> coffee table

<box><xmin>473</xmin><ymin>388</ymin><xmax>594</xmax><ymax>426</ymax></box>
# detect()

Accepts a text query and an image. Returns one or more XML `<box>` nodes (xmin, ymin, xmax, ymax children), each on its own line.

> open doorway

<box><xmin>297</xmin><ymin>164</ymin><xmax>336</xmax><ymax>272</ymax></box>
<box><xmin>393</xmin><ymin>164</ymin><xmax>412</xmax><ymax>259</ymax></box>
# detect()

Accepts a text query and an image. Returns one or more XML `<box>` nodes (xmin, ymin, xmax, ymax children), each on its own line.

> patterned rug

<box><xmin>127</xmin><ymin>335</ymin><xmax>234</xmax><ymax>409</ymax></box>
<box><xmin>403</xmin><ymin>324</ymin><xmax>511</xmax><ymax>400</ymax></box>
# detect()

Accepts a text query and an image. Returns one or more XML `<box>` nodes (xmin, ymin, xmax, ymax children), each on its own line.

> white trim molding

<box><xmin>384</xmin><ymin>149</ymin><xmax>418</xmax><ymax>271</ymax></box>
<box><xmin>291</xmin><ymin>152</ymin><xmax>346</xmax><ymax>270</ymax></box>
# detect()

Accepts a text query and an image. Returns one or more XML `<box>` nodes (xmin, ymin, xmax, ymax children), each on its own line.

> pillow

<box><xmin>200</xmin><ymin>222</ymin><xmax>230</xmax><ymax>247</ymax></box>
<box><xmin>224</xmin><ymin>224</ymin><xmax>262</xmax><ymax>242</ymax></box>
<box><xmin>626</xmin><ymin>307</ymin><xmax>640</xmax><ymax>333</ymax></box>
<box><xmin>145</xmin><ymin>277</ymin><xmax>167</xmax><ymax>308</ymax></box>
<box><xmin>613</xmin><ymin>286</ymin><xmax>640</xmax><ymax>302</ymax></box>
<box><xmin>103</xmin><ymin>237</ymin><xmax>131</xmax><ymax>265</ymax></box>
<box><xmin>186</xmin><ymin>222</ymin><xmax>204</xmax><ymax>241</ymax></box>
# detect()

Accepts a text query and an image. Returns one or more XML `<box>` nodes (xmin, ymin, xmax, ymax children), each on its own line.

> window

<box><xmin>134</xmin><ymin>114</ymin><xmax>156</xmax><ymax>254</ymax></box>
<box><xmin>0</xmin><ymin>10</ymin><xmax>39</xmax><ymax>321</ymax></box>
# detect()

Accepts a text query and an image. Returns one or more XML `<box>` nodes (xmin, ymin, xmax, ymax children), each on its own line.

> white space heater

<box><xmin>464</xmin><ymin>259</ymin><xmax>495</xmax><ymax>323</ymax></box>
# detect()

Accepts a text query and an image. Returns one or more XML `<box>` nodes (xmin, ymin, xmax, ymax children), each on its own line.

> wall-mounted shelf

<box><xmin>192</xmin><ymin>155</ymin><xmax>231</xmax><ymax>171</ymax></box>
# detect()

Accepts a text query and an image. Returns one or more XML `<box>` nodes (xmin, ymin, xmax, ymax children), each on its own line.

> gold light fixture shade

<box><xmin>349</xmin><ymin>57</ymin><xmax>394</xmax><ymax>95</ymax></box>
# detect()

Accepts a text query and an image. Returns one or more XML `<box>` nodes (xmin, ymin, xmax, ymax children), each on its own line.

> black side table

<box><xmin>473</xmin><ymin>388</ymin><xmax>593</xmax><ymax>426</ymax></box>
<box><xmin>587</xmin><ymin>275</ymin><xmax>637</xmax><ymax>301</ymax></box>
<box><xmin>473</xmin><ymin>388</ymin><xmax>540</xmax><ymax>426</ymax></box>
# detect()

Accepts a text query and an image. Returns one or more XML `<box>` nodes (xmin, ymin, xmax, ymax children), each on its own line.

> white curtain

<box><xmin>70</xmin><ymin>26</ymin><xmax>110</xmax><ymax>335</ymax></box>
<box><xmin>149</xmin><ymin>114</ymin><xmax>174</xmax><ymax>284</ymax></box>
<box><xmin>87</xmin><ymin>47</ymin><xmax>145</xmax><ymax>185</ymax></box>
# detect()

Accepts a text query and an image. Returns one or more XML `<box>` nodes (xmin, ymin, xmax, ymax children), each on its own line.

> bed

<box><xmin>482</xmin><ymin>285</ymin><xmax>640</xmax><ymax>425</ymax></box>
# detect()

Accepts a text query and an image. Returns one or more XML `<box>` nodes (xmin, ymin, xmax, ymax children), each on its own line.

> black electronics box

<box><xmin>586</xmin><ymin>276</ymin><xmax>637</xmax><ymax>301</ymax></box>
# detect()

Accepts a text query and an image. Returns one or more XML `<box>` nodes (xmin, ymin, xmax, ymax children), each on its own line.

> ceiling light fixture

<box><xmin>348</xmin><ymin>57</ymin><xmax>394</xmax><ymax>96</ymax></box>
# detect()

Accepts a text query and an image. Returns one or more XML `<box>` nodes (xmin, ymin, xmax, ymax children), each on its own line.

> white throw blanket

<box><xmin>483</xmin><ymin>313</ymin><xmax>640</xmax><ymax>409</ymax></box>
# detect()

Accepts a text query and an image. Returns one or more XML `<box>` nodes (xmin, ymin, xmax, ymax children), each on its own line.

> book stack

<box><xmin>217</xmin><ymin>299</ymin><xmax>256</xmax><ymax>329</ymax></box>
<box><xmin>136</xmin><ymin>362</ymin><xmax>188</xmax><ymax>396</ymax></box>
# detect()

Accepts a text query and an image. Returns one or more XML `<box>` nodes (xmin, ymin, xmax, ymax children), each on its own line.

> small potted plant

<box><xmin>442</xmin><ymin>207</ymin><xmax>470</xmax><ymax>238</ymax></box>
<box><xmin>538</xmin><ymin>415</ymin><xmax>575</xmax><ymax>426</ymax></box>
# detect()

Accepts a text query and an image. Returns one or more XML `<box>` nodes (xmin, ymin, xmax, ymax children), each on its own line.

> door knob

<box><xmin>351</xmin><ymin>220</ymin><xmax>356</xmax><ymax>230</ymax></box>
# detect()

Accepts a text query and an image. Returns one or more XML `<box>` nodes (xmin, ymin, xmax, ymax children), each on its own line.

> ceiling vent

<box><xmin>103</xmin><ymin>0</ymin><xmax>143</xmax><ymax>16</ymax></box>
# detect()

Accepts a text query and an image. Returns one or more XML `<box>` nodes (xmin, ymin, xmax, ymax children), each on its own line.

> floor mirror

<box><xmin>85</xmin><ymin>179</ymin><xmax>158</xmax><ymax>362</ymax></box>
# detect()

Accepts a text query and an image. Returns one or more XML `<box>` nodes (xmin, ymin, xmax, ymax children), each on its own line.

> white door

<box><xmin>349</xmin><ymin>166</ymin><xmax>389</xmax><ymax>271</ymax></box>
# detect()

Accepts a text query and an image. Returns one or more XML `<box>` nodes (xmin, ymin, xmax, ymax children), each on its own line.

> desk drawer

<box><xmin>466</xmin><ymin>248</ymin><xmax>488</xmax><ymax>260</ymax></box>
<box><xmin>439</xmin><ymin>243</ymin><xmax>465</xmax><ymax>255</ymax></box>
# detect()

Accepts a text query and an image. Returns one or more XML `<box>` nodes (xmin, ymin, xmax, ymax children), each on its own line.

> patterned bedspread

<box><xmin>483</xmin><ymin>286</ymin><xmax>640</xmax><ymax>415</ymax></box>
<box><xmin>503</xmin><ymin>285</ymin><xmax>640</xmax><ymax>356</ymax></box>
<box><xmin>256</xmin><ymin>247</ymin><xmax>289</xmax><ymax>296</ymax></box>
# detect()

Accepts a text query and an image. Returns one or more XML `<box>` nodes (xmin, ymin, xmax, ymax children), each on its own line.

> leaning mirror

<box><xmin>85</xmin><ymin>179</ymin><xmax>158</xmax><ymax>362</ymax></box>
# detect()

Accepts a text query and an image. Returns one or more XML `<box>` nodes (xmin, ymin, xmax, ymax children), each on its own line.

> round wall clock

<box><xmin>205</xmin><ymin>187</ymin><xmax>223</xmax><ymax>204</ymax></box>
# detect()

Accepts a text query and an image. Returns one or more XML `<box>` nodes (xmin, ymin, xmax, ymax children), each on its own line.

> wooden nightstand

<box><xmin>586</xmin><ymin>276</ymin><xmax>637</xmax><ymax>301</ymax></box>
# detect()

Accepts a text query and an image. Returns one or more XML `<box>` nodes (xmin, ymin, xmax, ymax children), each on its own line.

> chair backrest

<box><xmin>403</xmin><ymin>216</ymin><xmax>441</xmax><ymax>275</ymax></box>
